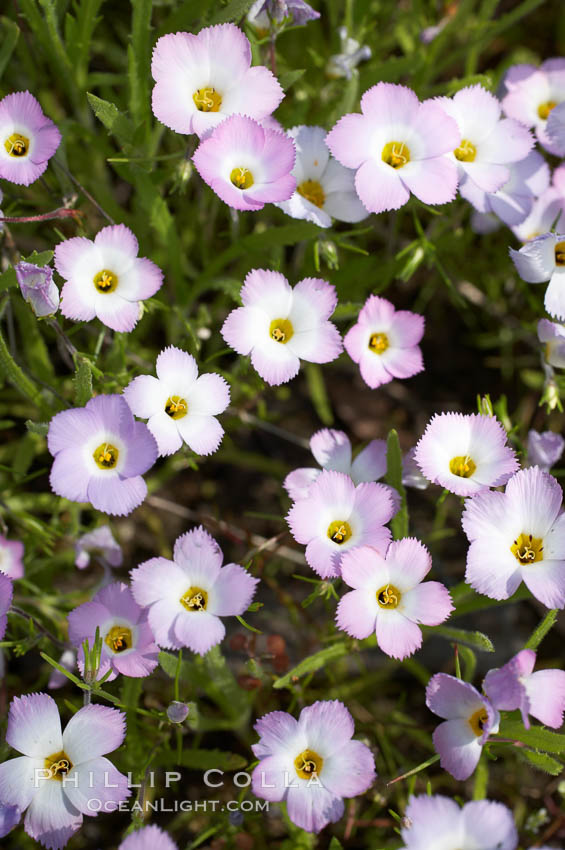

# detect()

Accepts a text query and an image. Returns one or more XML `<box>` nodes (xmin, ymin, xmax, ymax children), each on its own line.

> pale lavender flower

<box><xmin>510</xmin><ymin>231</ymin><xmax>565</xmax><ymax>320</ymax></box>
<box><xmin>547</xmin><ymin>100</ymin><xmax>565</xmax><ymax>155</ymax></box>
<box><xmin>0</xmin><ymin>572</ymin><xmax>13</xmax><ymax>641</ymax></box>
<box><xmin>130</xmin><ymin>526</ymin><xmax>259</xmax><ymax>655</ymax></box>
<box><xmin>0</xmin><ymin>694</ymin><xmax>130</xmax><ymax>849</ymax></box>
<box><xmin>15</xmin><ymin>262</ymin><xmax>59</xmax><ymax>317</ymax></box>
<box><xmin>344</xmin><ymin>295</ymin><xmax>424</xmax><ymax>389</ymax></box>
<box><xmin>248</xmin><ymin>0</ymin><xmax>320</xmax><ymax>31</ymax></box>
<box><xmin>0</xmin><ymin>92</ymin><xmax>61</xmax><ymax>186</ymax></box>
<box><xmin>119</xmin><ymin>825</ymin><xmax>178</xmax><ymax>850</ymax></box>
<box><xmin>462</xmin><ymin>466</ymin><xmax>565</xmax><ymax>608</ymax></box>
<box><xmin>193</xmin><ymin>115</ymin><xmax>296</xmax><ymax>211</ymax></box>
<box><xmin>286</xmin><ymin>469</ymin><xmax>395</xmax><ymax>578</ymax></box>
<box><xmin>512</xmin><ymin>164</ymin><xmax>565</xmax><ymax>242</ymax></box>
<box><xmin>75</xmin><ymin>525</ymin><xmax>122</xmax><ymax>570</ymax></box>
<box><xmin>326</xmin><ymin>82</ymin><xmax>460</xmax><ymax>214</ymax></box>
<box><xmin>526</xmin><ymin>430</ymin><xmax>564</xmax><ymax>472</ymax></box>
<box><xmin>414</xmin><ymin>412</ymin><xmax>518</xmax><ymax>497</ymax></box>
<box><xmin>166</xmin><ymin>701</ymin><xmax>189</xmax><ymax>724</ymax></box>
<box><xmin>426</xmin><ymin>673</ymin><xmax>500</xmax><ymax>780</ymax></box>
<box><xmin>400</xmin><ymin>794</ymin><xmax>518</xmax><ymax>850</ymax></box>
<box><xmin>0</xmin><ymin>804</ymin><xmax>20</xmax><ymax>839</ymax></box>
<box><xmin>336</xmin><ymin>540</ymin><xmax>453</xmax><ymax>659</ymax></box>
<box><xmin>402</xmin><ymin>447</ymin><xmax>429</xmax><ymax>490</ymax></box>
<box><xmin>48</xmin><ymin>649</ymin><xmax>77</xmax><ymax>690</ymax></box>
<box><xmin>151</xmin><ymin>24</ymin><xmax>283</xmax><ymax>138</ymax></box>
<box><xmin>68</xmin><ymin>582</ymin><xmax>159</xmax><ymax>681</ymax></box>
<box><xmin>251</xmin><ymin>700</ymin><xmax>375</xmax><ymax>833</ymax></box>
<box><xmin>123</xmin><ymin>346</ymin><xmax>229</xmax><ymax>457</ymax></box>
<box><xmin>326</xmin><ymin>27</ymin><xmax>371</xmax><ymax>79</ymax></box>
<box><xmin>0</xmin><ymin>535</ymin><xmax>24</xmax><ymax>579</ymax></box>
<box><xmin>538</xmin><ymin>318</ymin><xmax>565</xmax><ymax>369</ymax></box>
<box><xmin>435</xmin><ymin>85</ymin><xmax>533</xmax><ymax>194</ymax></box>
<box><xmin>48</xmin><ymin>395</ymin><xmax>158</xmax><ymax>517</ymax></box>
<box><xmin>502</xmin><ymin>59</ymin><xmax>565</xmax><ymax>155</ymax></box>
<box><xmin>222</xmin><ymin>269</ymin><xmax>342</xmax><ymax>385</ymax></box>
<box><xmin>484</xmin><ymin>649</ymin><xmax>565</xmax><ymax>729</ymax></box>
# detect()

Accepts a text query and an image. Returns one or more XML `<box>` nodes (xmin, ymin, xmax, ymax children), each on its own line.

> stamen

<box><xmin>382</xmin><ymin>141</ymin><xmax>411</xmax><ymax>169</ymax></box>
<box><xmin>104</xmin><ymin>624</ymin><xmax>132</xmax><ymax>653</ymax></box>
<box><xmin>269</xmin><ymin>318</ymin><xmax>294</xmax><ymax>344</ymax></box>
<box><xmin>180</xmin><ymin>585</ymin><xmax>208</xmax><ymax>612</ymax></box>
<box><xmin>327</xmin><ymin>520</ymin><xmax>352</xmax><ymax>545</ymax></box>
<box><xmin>368</xmin><ymin>332</ymin><xmax>389</xmax><ymax>354</ymax></box>
<box><xmin>294</xmin><ymin>748</ymin><xmax>323</xmax><ymax>779</ymax></box>
<box><xmin>454</xmin><ymin>138</ymin><xmax>477</xmax><ymax>162</ymax></box>
<box><xmin>93</xmin><ymin>269</ymin><xmax>118</xmax><ymax>294</ymax></box>
<box><xmin>4</xmin><ymin>133</ymin><xmax>29</xmax><ymax>158</ymax></box>
<box><xmin>44</xmin><ymin>750</ymin><xmax>73</xmax><ymax>781</ymax></box>
<box><xmin>538</xmin><ymin>100</ymin><xmax>557</xmax><ymax>120</ymax></box>
<box><xmin>297</xmin><ymin>179</ymin><xmax>326</xmax><ymax>209</ymax></box>
<box><xmin>510</xmin><ymin>532</ymin><xmax>543</xmax><ymax>565</ymax></box>
<box><xmin>165</xmin><ymin>395</ymin><xmax>188</xmax><ymax>420</ymax></box>
<box><xmin>376</xmin><ymin>583</ymin><xmax>401</xmax><ymax>609</ymax></box>
<box><xmin>193</xmin><ymin>86</ymin><xmax>222</xmax><ymax>112</ymax></box>
<box><xmin>449</xmin><ymin>455</ymin><xmax>476</xmax><ymax>478</ymax></box>
<box><xmin>230</xmin><ymin>167</ymin><xmax>254</xmax><ymax>190</ymax></box>
<box><xmin>92</xmin><ymin>442</ymin><xmax>119</xmax><ymax>470</ymax></box>
<box><xmin>468</xmin><ymin>707</ymin><xmax>489</xmax><ymax>737</ymax></box>
<box><xmin>555</xmin><ymin>241</ymin><xmax>565</xmax><ymax>266</ymax></box>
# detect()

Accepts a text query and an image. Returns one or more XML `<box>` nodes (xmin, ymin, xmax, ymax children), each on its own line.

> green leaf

<box><xmin>385</xmin><ymin>429</ymin><xmax>408</xmax><ymax>539</ymax></box>
<box><xmin>128</xmin><ymin>0</ymin><xmax>153</xmax><ymax>126</ymax></box>
<box><xmin>499</xmin><ymin>716</ymin><xmax>565</xmax><ymax>754</ymax></box>
<box><xmin>25</xmin><ymin>420</ymin><xmax>49</xmax><ymax>436</ymax></box>
<box><xmin>279</xmin><ymin>69</ymin><xmax>306</xmax><ymax>90</ymax></box>
<box><xmin>73</xmin><ymin>358</ymin><xmax>93</xmax><ymax>406</ymax></box>
<box><xmin>458</xmin><ymin>644</ymin><xmax>477</xmax><ymax>683</ymax></box>
<box><xmin>305</xmin><ymin>363</ymin><xmax>333</xmax><ymax>426</ymax></box>
<box><xmin>328</xmin><ymin>840</ymin><xmax>344</xmax><ymax>850</ymax></box>
<box><xmin>86</xmin><ymin>93</ymin><xmax>136</xmax><ymax>149</ymax></box>
<box><xmin>207</xmin><ymin>0</ymin><xmax>254</xmax><ymax>25</ymax></box>
<box><xmin>0</xmin><ymin>17</ymin><xmax>20</xmax><ymax>81</ymax></box>
<box><xmin>427</xmin><ymin>624</ymin><xmax>494</xmax><ymax>652</ymax></box>
<box><xmin>273</xmin><ymin>642</ymin><xmax>349</xmax><ymax>690</ymax></box>
<box><xmin>525</xmin><ymin>609</ymin><xmax>558</xmax><ymax>650</ymax></box>
<box><xmin>518</xmin><ymin>748</ymin><xmax>564</xmax><ymax>775</ymax></box>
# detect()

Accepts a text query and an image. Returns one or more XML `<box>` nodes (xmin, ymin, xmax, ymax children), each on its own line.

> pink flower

<box><xmin>336</xmin><ymin>540</ymin><xmax>453</xmax><ymax>660</ymax></box>
<box><xmin>462</xmin><ymin>466</ymin><xmax>565</xmax><ymax>608</ymax></box>
<box><xmin>251</xmin><ymin>700</ymin><xmax>375</xmax><ymax>833</ymax></box>
<box><xmin>426</xmin><ymin>673</ymin><xmax>500</xmax><ymax>780</ymax></box>
<box><xmin>325</xmin><ymin>82</ymin><xmax>460</xmax><ymax>214</ymax></box>
<box><xmin>68</xmin><ymin>582</ymin><xmax>159</xmax><ymax>681</ymax></box>
<box><xmin>222</xmin><ymin>269</ymin><xmax>342</xmax><ymax>385</ymax></box>
<box><xmin>48</xmin><ymin>395</ymin><xmax>158</xmax><ymax>517</ymax></box>
<box><xmin>414</xmin><ymin>412</ymin><xmax>518</xmax><ymax>497</ymax></box>
<box><xmin>0</xmin><ymin>694</ymin><xmax>129</xmax><ymax>849</ymax></box>
<box><xmin>484</xmin><ymin>649</ymin><xmax>565</xmax><ymax>730</ymax></box>
<box><xmin>0</xmin><ymin>572</ymin><xmax>13</xmax><ymax>641</ymax></box>
<box><xmin>0</xmin><ymin>535</ymin><xmax>24</xmax><ymax>579</ymax></box>
<box><xmin>56</xmin><ymin>224</ymin><xmax>163</xmax><ymax>333</ymax></box>
<box><xmin>151</xmin><ymin>24</ymin><xmax>283</xmax><ymax>139</ymax></box>
<box><xmin>124</xmin><ymin>346</ymin><xmax>230</xmax><ymax>457</ymax></box>
<box><xmin>400</xmin><ymin>795</ymin><xmax>518</xmax><ymax>850</ymax></box>
<box><xmin>193</xmin><ymin>115</ymin><xmax>295</xmax><ymax>211</ymax></box>
<box><xmin>502</xmin><ymin>59</ymin><xmax>565</xmax><ymax>155</ymax></box>
<box><xmin>119</xmin><ymin>825</ymin><xmax>178</xmax><ymax>850</ymax></box>
<box><xmin>286</xmin><ymin>470</ymin><xmax>395</xmax><ymax>578</ymax></box>
<box><xmin>344</xmin><ymin>295</ymin><xmax>424</xmax><ymax>389</ymax></box>
<box><xmin>130</xmin><ymin>526</ymin><xmax>259</xmax><ymax>655</ymax></box>
<box><xmin>434</xmin><ymin>85</ymin><xmax>532</xmax><ymax>194</ymax></box>
<box><xmin>0</xmin><ymin>92</ymin><xmax>61</xmax><ymax>186</ymax></box>
<box><xmin>284</xmin><ymin>428</ymin><xmax>388</xmax><ymax>501</ymax></box>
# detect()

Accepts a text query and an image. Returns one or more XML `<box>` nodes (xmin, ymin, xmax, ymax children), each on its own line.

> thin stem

<box><xmin>52</xmin><ymin>160</ymin><xmax>116</xmax><ymax>225</ymax></box>
<box><xmin>10</xmin><ymin>606</ymin><xmax>67</xmax><ymax>649</ymax></box>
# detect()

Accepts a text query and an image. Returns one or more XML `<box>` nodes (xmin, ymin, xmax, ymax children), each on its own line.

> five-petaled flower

<box><xmin>0</xmin><ymin>91</ymin><xmax>61</xmax><ymax>186</ymax></box>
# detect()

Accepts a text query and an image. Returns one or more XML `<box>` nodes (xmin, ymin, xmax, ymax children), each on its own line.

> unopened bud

<box><xmin>167</xmin><ymin>700</ymin><xmax>189</xmax><ymax>723</ymax></box>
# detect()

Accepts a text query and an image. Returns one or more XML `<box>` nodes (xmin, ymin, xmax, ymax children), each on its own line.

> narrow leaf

<box><xmin>273</xmin><ymin>642</ymin><xmax>348</xmax><ymax>690</ymax></box>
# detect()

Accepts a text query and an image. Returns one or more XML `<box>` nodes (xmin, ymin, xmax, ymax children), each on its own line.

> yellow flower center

<box><xmin>449</xmin><ymin>455</ymin><xmax>476</xmax><ymax>478</ymax></box>
<box><xmin>382</xmin><ymin>141</ymin><xmax>410</xmax><ymax>169</ymax></box>
<box><xmin>104</xmin><ymin>624</ymin><xmax>133</xmax><ymax>653</ymax></box>
<box><xmin>269</xmin><ymin>318</ymin><xmax>294</xmax><ymax>344</ymax></box>
<box><xmin>93</xmin><ymin>442</ymin><xmax>119</xmax><ymax>470</ymax></box>
<box><xmin>510</xmin><ymin>532</ymin><xmax>543</xmax><ymax>565</ymax></box>
<box><xmin>469</xmin><ymin>707</ymin><xmax>489</xmax><ymax>737</ymax></box>
<box><xmin>4</xmin><ymin>132</ymin><xmax>29</xmax><ymax>157</ymax></box>
<box><xmin>538</xmin><ymin>100</ymin><xmax>557</xmax><ymax>120</ymax></box>
<box><xmin>165</xmin><ymin>395</ymin><xmax>188</xmax><ymax>420</ymax></box>
<box><xmin>376</xmin><ymin>584</ymin><xmax>401</xmax><ymax>609</ymax></box>
<box><xmin>555</xmin><ymin>241</ymin><xmax>565</xmax><ymax>266</ymax></box>
<box><xmin>294</xmin><ymin>748</ymin><xmax>323</xmax><ymax>779</ymax></box>
<box><xmin>327</xmin><ymin>520</ymin><xmax>352</xmax><ymax>545</ymax></box>
<box><xmin>454</xmin><ymin>138</ymin><xmax>477</xmax><ymax>162</ymax></box>
<box><xmin>44</xmin><ymin>751</ymin><xmax>73</xmax><ymax>781</ymax></box>
<box><xmin>230</xmin><ymin>167</ymin><xmax>254</xmax><ymax>189</ymax></box>
<box><xmin>297</xmin><ymin>179</ymin><xmax>326</xmax><ymax>209</ymax></box>
<box><xmin>180</xmin><ymin>586</ymin><xmax>208</xmax><ymax>612</ymax></box>
<box><xmin>93</xmin><ymin>269</ymin><xmax>118</xmax><ymax>294</ymax></box>
<box><xmin>368</xmin><ymin>332</ymin><xmax>389</xmax><ymax>354</ymax></box>
<box><xmin>192</xmin><ymin>86</ymin><xmax>222</xmax><ymax>112</ymax></box>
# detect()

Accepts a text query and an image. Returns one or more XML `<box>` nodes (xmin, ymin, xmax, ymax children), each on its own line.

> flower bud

<box><xmin>15</xmin><ymin>262</ymin><xmax>60</xmax><ymax>317</ymax></box>
<box><xmin>167</xmin><ymin>700</ymin><xmax>189</xmax><ymax>723</ymax></box>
